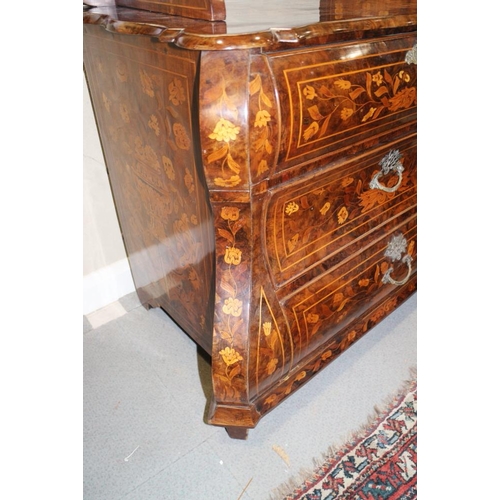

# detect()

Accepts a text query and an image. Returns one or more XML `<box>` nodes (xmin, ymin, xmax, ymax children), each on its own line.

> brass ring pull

<box><xmin>370</xmin><ymin>149</ymin><xmax>404</xmax><ymax>193</ymax></box>
<box><xmin>382</xmin><ymin>254</ymin><xmax>412</xmax><ymax>286</ymax></box>
<box><xmin>381</xmin><ymin>233</ymin><xmax>413</xmax><ymax>286</ymax></box>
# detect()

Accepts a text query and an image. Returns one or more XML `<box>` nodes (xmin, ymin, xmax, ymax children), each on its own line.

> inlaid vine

<box><xmin>212</xmin><ymin>205</ymin><xmax>250</xmax><ymax>401</ymax></box>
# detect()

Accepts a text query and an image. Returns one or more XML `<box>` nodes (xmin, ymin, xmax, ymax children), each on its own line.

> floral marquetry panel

<box><xmin>83</xmin><ymin>25</ymin><xmax>214</xmax><ymax>352</ymax></box>
<box><xmin>266</xmin><ymin>34</ymin><xmax>417</xmax><ymax>172</ymax></box>
<box><xmin>199</xmin><ymin>50</ymin><xmax>252</xmax><ymax>191</ymax></box>
<box><xmin>280</xmin><ymin>216</ymin><xmax>416</xmax><ymax>366</ymax></box>
<box><xmin>265</xmin><ymin>135</ymin><xmax>416</xmax><ymax>287</ymax></box>
<box><xmin>210</xmin><ymin>202</ymin><xmax>252</xmax><ymax>404</ymax></box>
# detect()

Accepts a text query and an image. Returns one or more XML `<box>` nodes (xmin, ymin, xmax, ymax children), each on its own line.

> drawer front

<box><xmin>280</xmin><ymin>215</ymin><xmax>417</xmax><ymax>362</ymax></box>
<box><xmin>266</xmin><ymin>33</ymin><xmax>417</xmax><ymax>172</ymax></box>
<box><xmin>264</xmin><ymin>134</ymin><xmax>416</xmax><ymax>288</ymax></box>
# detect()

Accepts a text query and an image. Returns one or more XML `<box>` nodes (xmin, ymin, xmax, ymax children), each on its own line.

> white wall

<box><xmin>83</xmin><ymin>75</ymin><xmax>135</xmax><ymax>315</ymax></box>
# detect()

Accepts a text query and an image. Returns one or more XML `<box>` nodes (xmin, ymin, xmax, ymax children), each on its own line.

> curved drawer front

<box><xmin>264</xmin><ymin>134</ymin><xmax>416</xmax><ymax>287</ymax></box>
<box><xmin>279</xmin><ymin>215</ymin><xmax>417</xmax><ymax>363</ymax></box>
<box><xmin>267</xmin><ymin>33</ymin><xmax>417</xmax><ymax>172</ymax></box>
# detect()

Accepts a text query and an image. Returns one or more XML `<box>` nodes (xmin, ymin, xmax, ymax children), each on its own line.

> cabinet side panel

<box><xmin>83</xmin><ymin>25</ymin><xmax>214</xmax><ymax>352</ymax></box>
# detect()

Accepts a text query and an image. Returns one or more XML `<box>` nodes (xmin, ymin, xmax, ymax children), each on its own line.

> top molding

<box><xmin>83</xmin><ymin>6</ymin><xmax>417</xmax><ymax>51</ymax></box>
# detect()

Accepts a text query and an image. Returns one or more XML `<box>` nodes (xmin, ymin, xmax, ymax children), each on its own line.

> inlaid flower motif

<box><xmin>321</xmin><ymin>350</ymin><xmax>332</xmax><ymax>361</ymax></box>
<box><xmin>295</xmin><ymin>371</ymin><xmax>307</xmax><ymax>381</ymax></box>
<box><xmin>209</xmin><ymin>118</ymin><xmax>240</xmax><ymax>143</ymax></box>
<box><xmin>139</xmin><ymin>69</ymin><xmax>155</xmax><ymax>97</ymax></box>
<box><xmin>285</xmin><ymin>202</ymin><xmax>299</xmax><ymax>216</ymax></box>
<box><xmin>162</xmin><ymin>156</ymin><xmax>175</xmax><ymax>180</ymax></box>
<box><xmin>320</xmin><ymin>202</ymin><xmax>331</xmax><ymax>216</ymax></box>
<box><xmin>306</xmin><ymin>313</ymin><xmax>319</xmax><ymax>324</ymax></box>
<box><xmin>221</xmin><ymin>206</ymin><xmax>240</xmax><ymax>221</ymax></box>
<box><xmin>266</xmin><ymin>358</ymin><xmax>278</xmax><ymax>375</ymax></box>
<box><xmin>219</xmin><ymin>347</ymin><xmax>243</xmax><ymax>366</ymax></box>
<box><xmin>358</xmin><ymin>278</ymin><xmax>370</xmax><ymax>287</ymax></box>
<box><xmin>173</xmin><ymin>123</ymin><xmax>190</xmax><ymax>150</ymax></box>
<box><xmin>224</xmin><ymin>247</ymin><xmax>242</xmax><ymax>265</ymax></box>
<box><xmin>168</xmin><ymin>78</ymin><xmax>186</xmax><ymax>105</ymax></box>
<box><xmin>173</xmin><ymin>213</ymin><xmax>189</xmax><ymax>234</ymax></box>
<box><xmin>342</xmin><ymin>177</ymin><xmax>354</xmax><ymax>187</ymax></box>
<box><xmin>119</xmin><ymin>103</ymin><xmax>130</xmax><ymax>123</ymax></box>
<box><xmin>148</xmin><ymin>115</ymin><xmax>160</xmax><ymax>136</ymax></box>
<box><xmin>303</xmin><ymin>85</ymin><xmax>316</xmax><ymax>100</ymax></box>
<box><xmin>214</xmin><ymin>175</ymin><xmax>242</xmax><ymax>187</ymax></box>
<box><xmin>254</xmin><ymin>110</ymin><xmax>271</xmax><ymax>128</ymax></box>
<box><xmin>303</xmin><ymin>122</ymin><xmax>319</xmax><ymax>141</ymax></box>
<box><xmin>340</xmin><ymin>108</ymin><xmax>354</xmax><ymax>121</ymax></box>
<box><xmin>372</xmin><ymin>71</ymin><xmax>384</xmax><ymax>86</ymax></box>
<box><xmin>184</xmin><ymin>168</ymin><xmax>194</xmax><ymax>194</ymax></box>
<box><xmin>388</xmin><ymin>87</ymin><xmax>416</xmax><ymax>112</ymax></box>
<box><xmin>337</xmin><ymin>206</ymin><xmax>349</xmax><ymax>224</ymax></box>
<box><xmin>222</xmin><ymin>297</ymin><xmax>243</xmax><ymax>317</ymax></box>
<box><xmin>399</xmin><ymin>70</ymin><xmax>411</xmax><ymax>83</ymax></box>
<box><xmin>263</xmin><ymin>322</ymin><xmax>272</xmax><ymax>337</ymax></box>
<box><xmin>334</xmin><ymin>80</ymin><xmax>351</xmax><ymax>90</ymax></box>
<box><xmin>191</xmin><ymin>214</ymin><xmax>198</xmax><ymax>225</ymax></box>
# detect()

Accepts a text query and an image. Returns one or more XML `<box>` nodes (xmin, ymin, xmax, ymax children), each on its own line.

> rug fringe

<box><xmin>268</xmin><ymin>366</ymin><xmax>417</xmax><ymax>500</ymax></box>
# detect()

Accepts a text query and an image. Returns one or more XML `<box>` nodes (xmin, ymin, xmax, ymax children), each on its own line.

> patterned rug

<box><xmin>276</xmin><ymin>375</ymin><xmax>417</xmax><ymax>500</ymax></box>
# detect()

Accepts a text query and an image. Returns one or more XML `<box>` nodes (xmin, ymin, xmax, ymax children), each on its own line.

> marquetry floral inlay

<box><xmin>301</xmin><ymin>63</ymin><xmax>416</xmax><ymax>143</ymax></box>
<box><xmin>213</xmin><ymin>205</ymin><xmax>249</xmax><ymax>400</ymax></box>
<box><xmin>168</xmin><ymin>78</ymin><xmax>186</xmax><ymax>105</ymax></box>
<box><xmin>219</xmin><ymin>347</ymin><xmax>243</xmax><ymax>366</ymax></box>
<box><xmin>249</xmin><ymin>73</ymin><xmax>274</xmax><ymax>174</ymax></box>
<box><xmin>202</xmin><ymin>71</ymin><xmax>245</xmax><ymax>188</ymax></box>
<box><xmin>256</xmin><ymin>287</ymin><xmax>291</xmax><ymax>394</ymax></box>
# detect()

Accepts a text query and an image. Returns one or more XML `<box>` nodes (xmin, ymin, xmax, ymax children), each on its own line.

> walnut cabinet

<box><xmin>83</xmin><ymin>0</ymin><xmax>417</xmax><ymax>439</ymax></box>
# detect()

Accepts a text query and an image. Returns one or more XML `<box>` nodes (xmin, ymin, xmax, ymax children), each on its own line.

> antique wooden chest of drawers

<box><xmin>83</xmin><ymin>0</ymin><xmax>417</xmax><ymax>439</ymax></box>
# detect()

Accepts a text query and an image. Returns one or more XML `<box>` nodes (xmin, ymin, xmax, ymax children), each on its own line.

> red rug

<box><xmin>279</xmin><ymin>377</ymin><xmax>417</xmax><ymax>499</ymax></box>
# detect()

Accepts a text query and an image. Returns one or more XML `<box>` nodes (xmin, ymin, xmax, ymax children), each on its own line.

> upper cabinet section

<box><xmin>83</xmin><ymin>0</ymin><xmax>416</xmax><ymax>50</ymax></box>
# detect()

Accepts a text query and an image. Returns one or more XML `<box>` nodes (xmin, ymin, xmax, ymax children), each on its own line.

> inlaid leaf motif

<box><xmin>319</xmin><ymin>115</ymin><xmax>332</xmax><ymax>137</ymax></box>
<box><xmin>227</xmin><ymin>153</ymin><xmax>241</xmax><ymax>174</ymax></box>
<box><xmin>203</xmin><ymin>82</ymin><xmax>224</xmax><ymax>103</ymax></box>
<box><xmin>349</xmin><ymin>87</ymin><xmax>365</xmax><ymax>100</ymax></box>
<box><xmin>208</xmin><ymin>144</ymin><xmax>229</xmax><ymax>164</ymax></box>
<box><xmin>218</xmin><ymin>227</ymin><xmax>234</xmax><ymax>244</ymax></box>
<box><xmin>249</xmin><ymin>74</ymin><xmax>262</xmax><ymax>96</ymax></box>
<box><xmin>261</xmin><ymin>91</ymin><xmax>273</xmax><ymax>109</ymax></box>
<box><xmin>384</xmin><ymin>68</ymin><xmax>393</xmax><ymax>85</ymax></box>
<box><xmin>308</xmin><ymin>105</ymin><xmax>324</xmax><ymax>121</ymax></box>
<box><xmin>374</xmin><ymin>86</ymin><xmax>389</xmax><ymax>98</ymax></box>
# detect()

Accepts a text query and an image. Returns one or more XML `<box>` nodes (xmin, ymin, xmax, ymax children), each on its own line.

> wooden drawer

<box><xmin>252</xmin><ymin>214</ymin><xmax>416</xmax><ymax>398</ymax></box>
<box><xmin>264</xmin><ymin>134</ymin><xmax>416</xmax><ymax>288</ymax></box>
<box><xmin>264</xmin><ymin>33</ymin><xmax>417</xmax><ymax>173</ymax></box>
<box><xmin>279</xmin><ymin>214</ymin><xmax>416</xmax><ymax>371</ymax></box>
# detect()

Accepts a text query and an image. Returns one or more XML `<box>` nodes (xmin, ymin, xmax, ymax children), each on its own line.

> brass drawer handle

<box><xmin>370</xmin><ymin>149</ymin><xmax>404</xmax><ymax>193</ymax></box>
<box><xmin>382</xmin><ymin>233</ymin><xmax>413</xmax><ymax>286</ymax></box>
<box><xmin>405</xmin><ymin>44</ymin><xmax>417</xmax><ymax>65</ymax></box>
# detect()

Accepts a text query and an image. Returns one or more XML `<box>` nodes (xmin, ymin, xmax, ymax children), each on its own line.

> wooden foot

<box><xmin>225</xmin><ymin>426</ymin><xmax>249</xmax><ymax>440</ymax></box>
